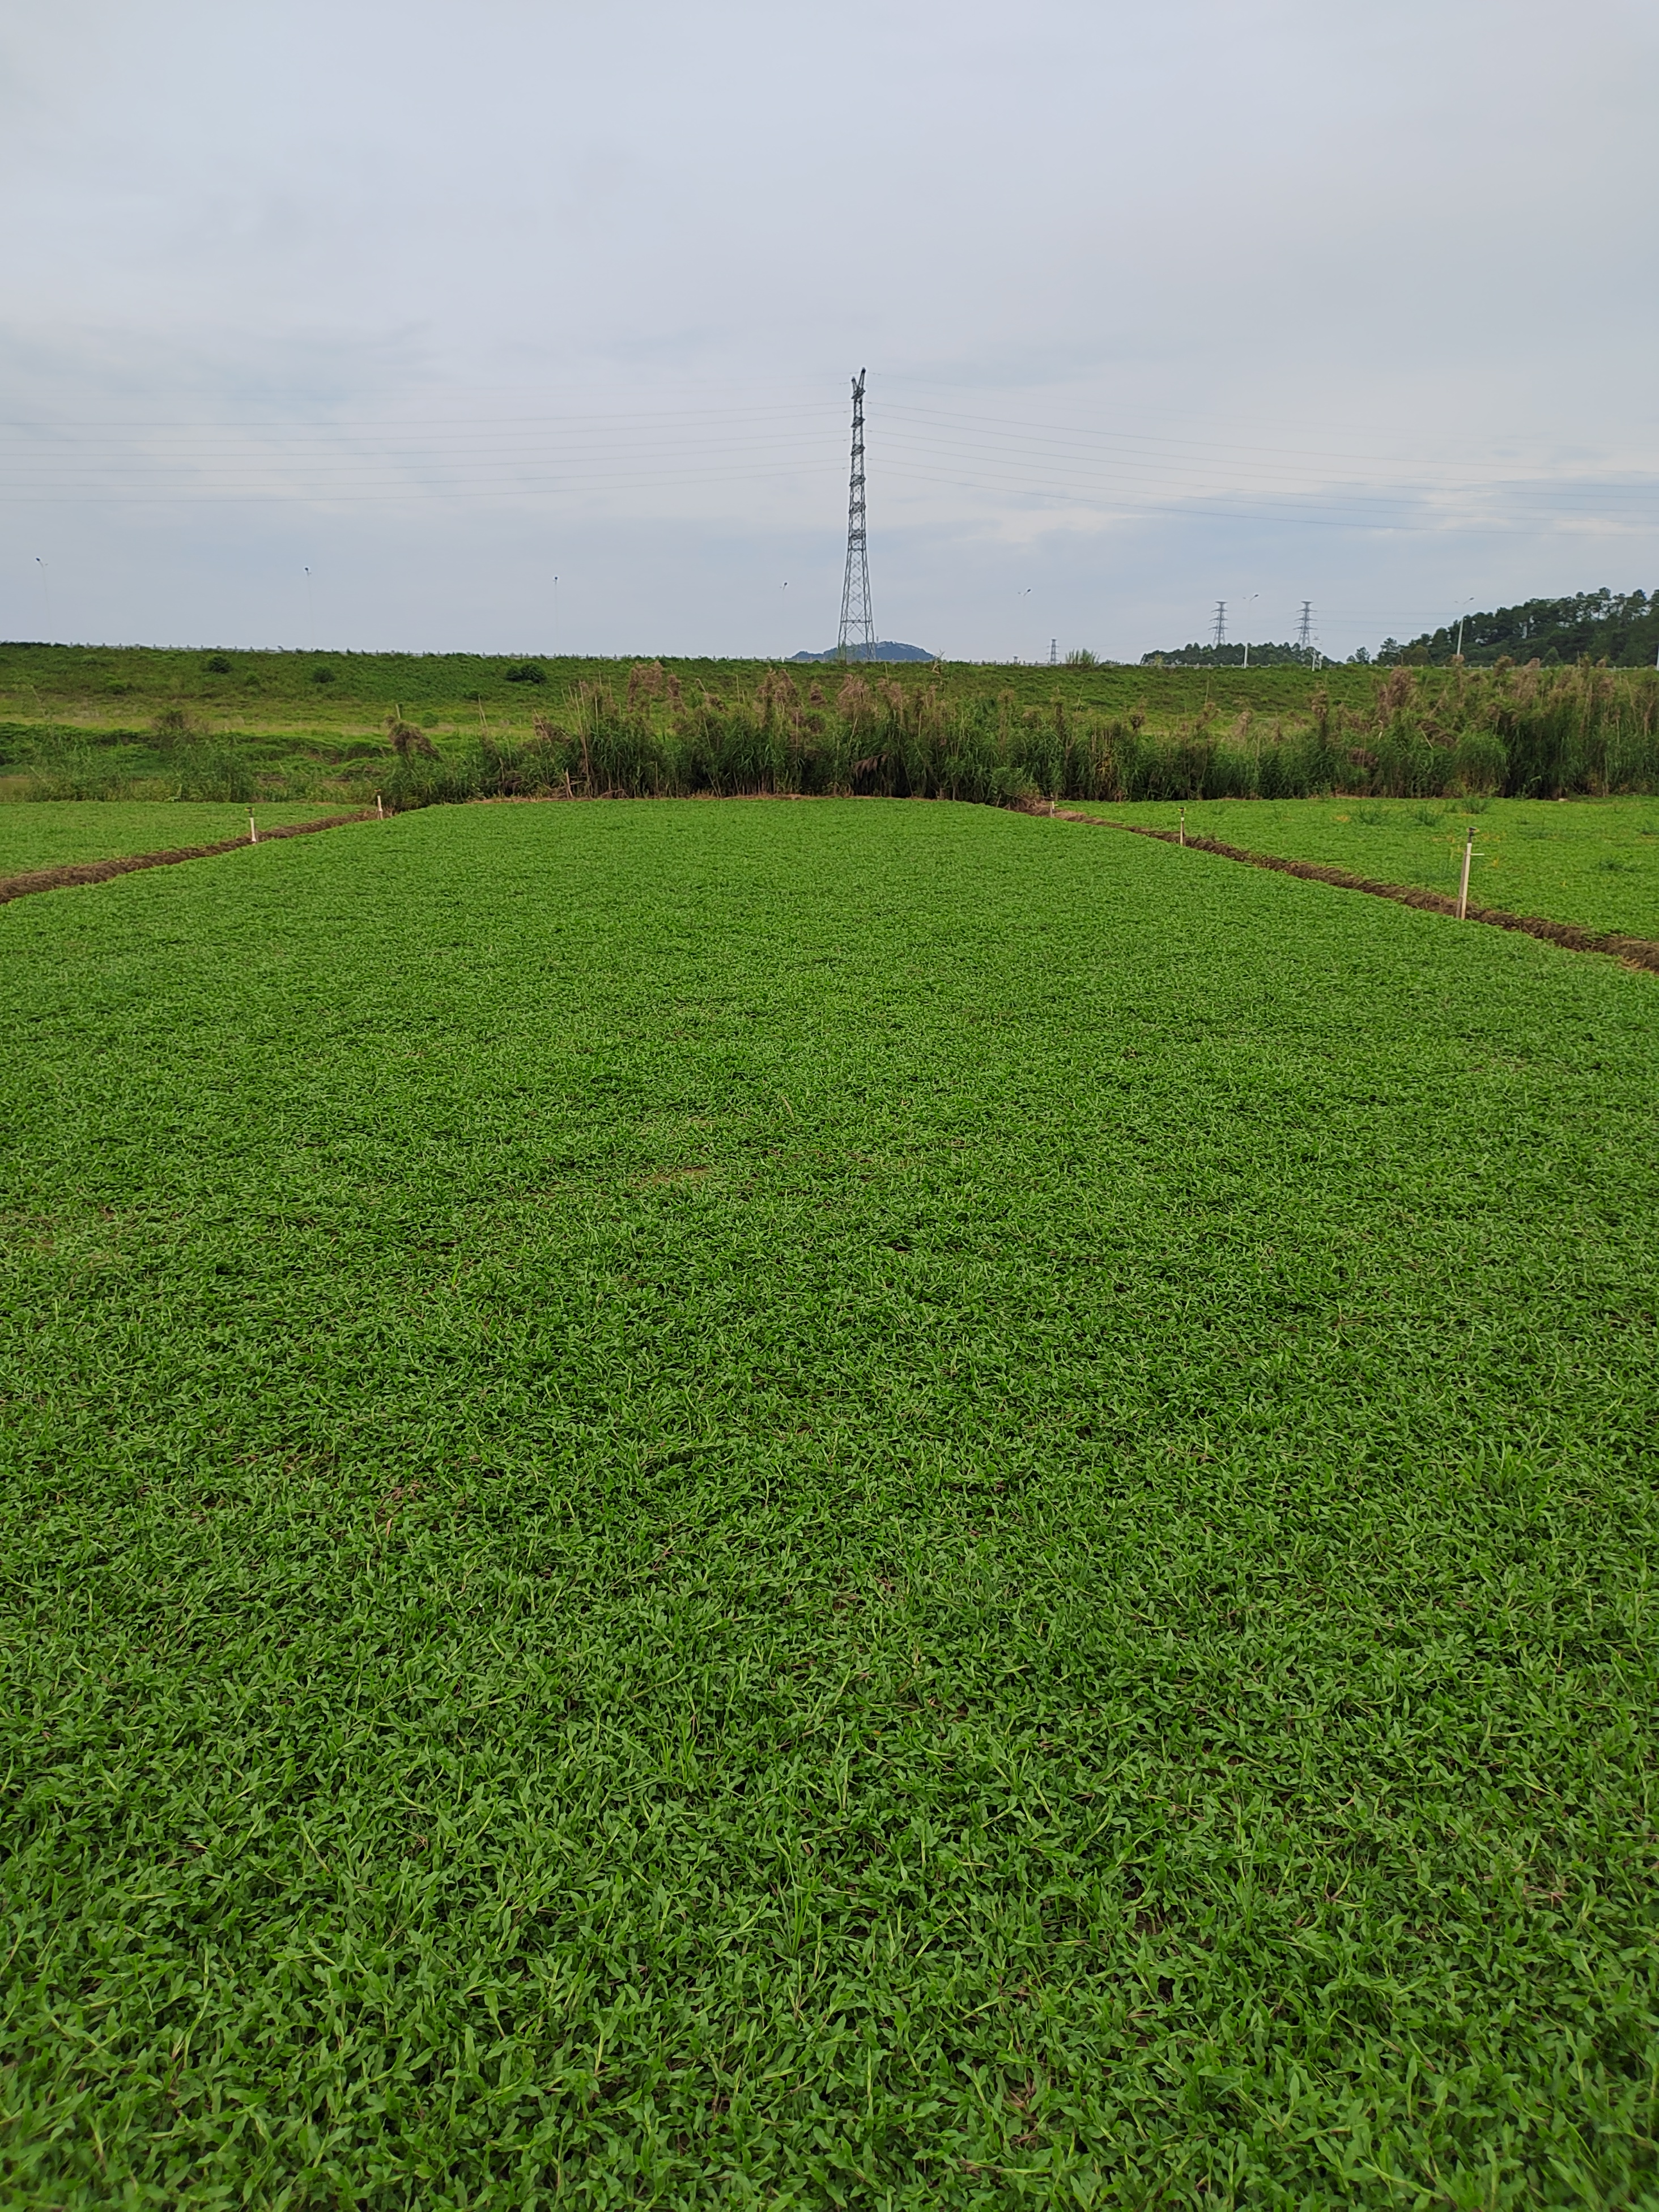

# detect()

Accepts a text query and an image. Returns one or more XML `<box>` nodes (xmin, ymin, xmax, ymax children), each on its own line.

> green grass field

<box><xmin>3</xmin><ymin>800</ymin><xmax>1656</xmax><ymax>2207</ymax></box>
<box><xmin>1100</xmin><ymin>797</ymin><xmax>1659</xmax><ymax>940</ymax></box>
<box><xmin>0</xmin><ymin>642</ymin><xmax>1379</xmax><ymax>751</ymax></box>
<box><xmin>0</xmin><ymin>800</ymin><xmax>358</xmax><ymax>879</ymax></box>
<box><xmin>5</xmin><ymin>788</ymin><xmax>1658</xmax><ymax>946</ymax></box>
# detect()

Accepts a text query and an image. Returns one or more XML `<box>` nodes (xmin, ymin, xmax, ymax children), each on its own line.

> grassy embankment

<box><xmin>4</xmin><ymin>644</ymin><xmax>1656</xmax><ymax>810</ymax></box>
<box><xmin>1096</xmin><ymin>796</ymin><xmax>1659</xmax><ymax>939</ymax></box>
<box><xmin>0</xmin><ymin>640</ymin><xmax>1377</xmax><ymax>750</ymax></box>
<box><xmin>3</xmin><ymin>799</ymin><xmax>1656</xmax><ymax>2207</ymax></box>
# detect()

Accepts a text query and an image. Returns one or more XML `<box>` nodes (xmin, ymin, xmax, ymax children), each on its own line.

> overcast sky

<box><xmin>2</xmin><ymin>0</ymin><xmax>1655</xmax><ymax>661</ymax></box>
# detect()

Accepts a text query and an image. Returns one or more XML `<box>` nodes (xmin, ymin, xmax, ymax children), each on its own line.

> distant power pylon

<box><xmin>1050</xmin><ymin>637</ymin><xmax>1058</xmax><ymax>666</ymax></box>
<box><xmin>1296</xmin><ymin>601</ymin><xmax>1314</xmax><ymax>653</ymax></box>
<box><xmin>837</xmin><ymin>370</ymin><xmax>875</xmax><ymax>663</ymax></box>
<box><xmin>1213</xmin><ymin>601</ymin><xmax>1227</xmax><ymax>649</ymax></box>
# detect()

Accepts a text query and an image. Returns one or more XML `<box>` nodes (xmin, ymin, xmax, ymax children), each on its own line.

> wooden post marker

<box><xmin>1457</xmin><ymin>828</ymin><xmax>1475</xmax><ymax>919</ymax></box>
<box><xmin>248</xmin><ymin>810</ymin><xmax>258</xmax><ymax>845</ymax></box>
<box><xmin>1179</xmin><ymin>806</ymin><xmax>1186</xmax><ymax>847</ymax></box>
<box><xmin>376</xmin><ymin>793</ymin><xmax>385</xmax><ymax>819</ymax></box>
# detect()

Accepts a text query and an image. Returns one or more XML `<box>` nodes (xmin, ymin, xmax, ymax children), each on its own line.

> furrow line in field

<box><xmin>1060</xmin><ymin>809</ymin><xmax>1659</xmax><ymax>974</ymax></box>
<box><xmin>0</xmin><ymin>811</ymin><xmax>373</xmax><ymax>905</ymax></box>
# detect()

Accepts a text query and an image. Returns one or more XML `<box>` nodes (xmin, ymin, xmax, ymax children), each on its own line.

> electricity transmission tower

<box><xmin>837</xmin><ymin>370</ymin><xmax>875</xmax><ymax>662</ymax></box>
<box><xmin>1212</xmin><ymin>601</ymin><xmax>1227</xmax><ymax>649</ymax></box>
<box><xmin>1296</xmin><ymin>601</ymin><xmax>1314</xmax><ymax>656</ymax></box>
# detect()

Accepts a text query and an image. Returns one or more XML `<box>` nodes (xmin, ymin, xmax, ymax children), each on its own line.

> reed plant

<box><xmin>21</xmin><ymin>733</ymin><xmax>134</xmax><ymax>802</ymax></box>
<box><xmin>351</xmin><ymin>658</ymin><xmax>1659</xmax><ymax>815</ymax></box>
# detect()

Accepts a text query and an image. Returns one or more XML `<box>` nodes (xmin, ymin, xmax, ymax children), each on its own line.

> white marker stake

<box><xmin>376</xmin><ymin>793</ymin><xmax>385</xmax><ymax>819</ymax></box>
<box><xmin>1179</xmin><ymin>807</ymin><xmax>1186</xmax><ymax>847</ymax></box>
<box><xmin>1457</xmin><ymin>829</ymin><xmax>1473</xmax><ymax>920</ymax></box>
<box><xmin>249</xmin><ymin>810</ymin><xmax>258</xmax><ymax>845</ymax></box>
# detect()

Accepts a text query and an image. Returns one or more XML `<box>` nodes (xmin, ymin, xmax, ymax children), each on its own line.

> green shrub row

<box><xmin>381</xmin><ymin>661</ymin><xmax>1659</xmax><ymax>811</ymax></box>
<box><xmin>18</xmin><ymin>658</ymin><xmax>1659</xmax><ymax>810</ymax></box>
<box><xmin>18</xmin><ymin>736</ymin><xmax>259</xmax><ymax>804</ymax></box>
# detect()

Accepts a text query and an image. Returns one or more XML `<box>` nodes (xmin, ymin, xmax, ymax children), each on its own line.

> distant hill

<box><xmin>1374</xmin><ymin>588</ymin><xmax>1658</xmax><ymax>667</ymax></box>
<box><xmin>790</xmin><ymin>641</ymin><xmax>936</xmax><ymax>663</ymax></box>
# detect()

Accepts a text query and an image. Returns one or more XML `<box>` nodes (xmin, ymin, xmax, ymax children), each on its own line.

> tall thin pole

<box><xmin>837</xmin><ymin>371</ymin><xmax>875</xmax><ymax>663</ymax></box>
<box><xmin>1213</xmin><ymin>601</ymin><xmax>1227</xmax><ymax>650</ymax></box>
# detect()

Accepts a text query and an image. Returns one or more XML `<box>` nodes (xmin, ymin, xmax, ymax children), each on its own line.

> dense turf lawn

<box><xmin>1103</xmin><ymin>796</ymin><xmax>1659</xmax><ymax>939</ymax></box>
<box><xmin>2</xmin><ymin>799</ymin><xmax>1656</xmax><ymax>2208</ymax></box>
<box><xmin>0</xmin><ymin>800</ymin><xmax>356</xmax><ymax>877</ymax></box>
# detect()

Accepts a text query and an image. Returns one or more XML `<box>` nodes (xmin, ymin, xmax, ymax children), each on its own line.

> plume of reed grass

<box><xmin>353</xmin><ymin>659</ymin><xmax>1659</xmax><ymax>815</ymax></box>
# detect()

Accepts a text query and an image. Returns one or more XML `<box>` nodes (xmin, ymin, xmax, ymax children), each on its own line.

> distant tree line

<box><xmin>1139</xmin><ymin>642</ymin><xmax>1318</xmax><ymax>669</ymax></box>
<box><xmin>1362</xmin><ymin>589</ymin><xmax>1659</xmax><ymax>669</ymax></box>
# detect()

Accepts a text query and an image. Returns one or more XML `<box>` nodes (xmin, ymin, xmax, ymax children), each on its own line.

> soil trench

<box><xmin>0</xmin><ymin>812</ymin><xmax>373</xmax><ymax>907</ymax></box>
<box><xmin>1054</xmin><ymin>810</ymin><xmax>1659</xmax><ymax>976</ymax></box>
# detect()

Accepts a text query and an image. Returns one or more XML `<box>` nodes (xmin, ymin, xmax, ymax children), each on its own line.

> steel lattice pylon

<box><xmin>837</xmin><ymin>369</ymin><xmax>874</xmax><ymax>663</ymax></box>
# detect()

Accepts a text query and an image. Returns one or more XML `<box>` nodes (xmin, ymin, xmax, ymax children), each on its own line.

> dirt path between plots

<box><xmin>0</xmin><ymin>812</ymin><xmax>373</xmax><ymax>907</ymax></box>
<box><xmin>1053</xmin><ymin>809</ymin><xmax>1659</xmax><ymax>976</ymax></box>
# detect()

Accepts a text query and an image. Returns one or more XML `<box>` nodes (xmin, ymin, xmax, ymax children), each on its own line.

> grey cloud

<box><xmin>2</xmin><ymin>0</ymin><xmax>1654</xmax><ymax>657</ymax></box>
